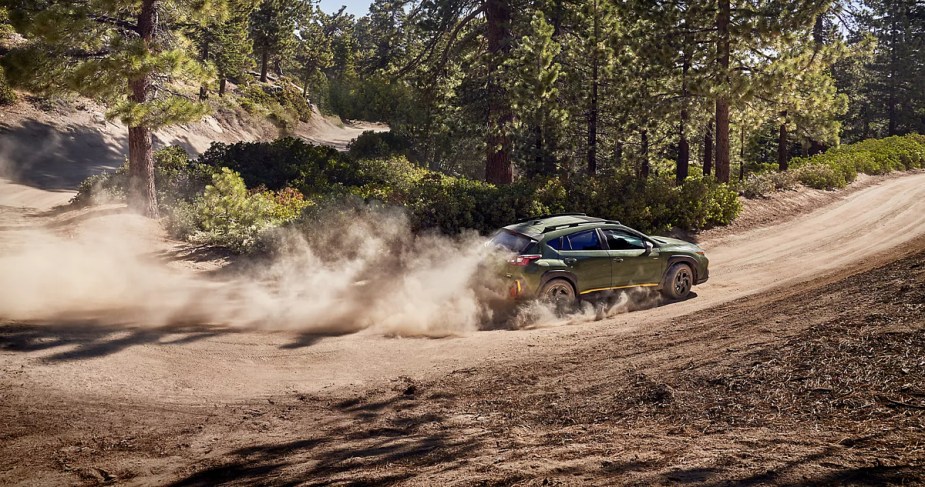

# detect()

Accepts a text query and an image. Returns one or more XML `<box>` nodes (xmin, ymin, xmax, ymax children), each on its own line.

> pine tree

<box><xmin>249</xmin><ymin>0</ymin><xmax>303</xmax><ymax>83</ymax></box>
<box><xmin>505</xmin><ymin>11</ymin><xmax>567</xmax><ymax>176</ymax></box>
<box><xmin>2</xmin><ymin>0</ymin><xmax>222</xmax><ymax>216</ymax></box>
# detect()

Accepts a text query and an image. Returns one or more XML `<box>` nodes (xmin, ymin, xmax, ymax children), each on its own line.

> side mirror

<box><xmin>644</xmin><ymin>241</ymin><xmax>654</xmax><ymax>254</ymax></box>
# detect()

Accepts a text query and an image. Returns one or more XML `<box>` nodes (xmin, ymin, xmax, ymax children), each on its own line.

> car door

<box><xmin>558</xmin><ymin>229</ymin><xmax>612</xmax><ymax>293</ymax></box>
<box><xmin>602</xmin><ymin>228</ymin><xmax>665</xmax><ymax>287</ymax></box>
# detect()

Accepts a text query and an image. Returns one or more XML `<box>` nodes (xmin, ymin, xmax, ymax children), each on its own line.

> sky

<box><xmin>317</xmin><ymin>0</ymin><xmax>370</xmax><ymax>17</ymax></box>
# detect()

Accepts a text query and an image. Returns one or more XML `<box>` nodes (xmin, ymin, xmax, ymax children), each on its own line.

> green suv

<box><xmin>490</xmin><ymin>213</ymin><xmax>709</xmax><ymax>304</ymax></box>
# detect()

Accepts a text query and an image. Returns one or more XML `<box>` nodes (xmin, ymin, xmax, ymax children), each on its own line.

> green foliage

<box><xmin>198</xmin><ymin>137</ymin><xmax>351</xmax><ymax>193</ymax></box>
<box><xmin>789</xmin><ymin>134</ymin><xmax>925</xmax><ymax>189</ymax></box>
<box><xmin>347</xmin><ymin>131</ymin><xmax>411</xmax><ymax>160</ymax></box>
<box><xmin>237</xmin><ymin>82</ymin><xmax>311</xmax><ymax>128</ymax></box>
<box><xmin>71</xmin><ymin>145</ymin><xmax>215</xmax><ymax>208</ymax></box>
<box><xmin>175</xmin><ymin>168</ymin><xmax>309</xmax><ymax>252</ymax></box>
<box><xmin>0</xmin><ymin>69</ymin><xmax>15</xmax><ymax>105</ymax></box>
<box><xmin>738</xmin><ymin>170</ymin><xmax>799</xmax><ymax>199</ymax></box>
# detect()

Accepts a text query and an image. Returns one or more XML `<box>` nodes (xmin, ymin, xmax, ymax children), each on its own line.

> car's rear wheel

<box><xmin>661</xmin><ymin>263</ymin><xmax>693</xmax><ymax>300</ymax></box>
<box><xmin>539</xmin><ymin>278</ymin><xmax>577</xmax><ymax>312</ymax></box>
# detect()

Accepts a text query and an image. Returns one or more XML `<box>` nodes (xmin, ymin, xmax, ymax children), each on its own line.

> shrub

<box><xmin>199</xmin><ymin>137</ymin><xmax>351</xmax><ymax>193</ymax></box>
<box><xmin>237</xmin><ymin>82</ymin><xmax>311</xmax><ymax>129</ymax></box>
<box><xmin>71</xmin><ymin>145</ymin><xmax>215</xmax><ymax>209</ymax></box>
<box><xmin>788</xmin><ymin>134</ymin><xmax>925</xmax><ymax>188</ymax></box>
<box><xmin>177</xmin><ymin>168</ymin><xmax>309</xmax><ymax>252</ymax></box>
<box><xmin>794</xmin><ymin>164</ymin><xmax>847</xmax><ymax>190</ymax></box>
<box><xmin>347</xmin><ymin>131</ymin><xmax>412</xmax><ymax>160</ymax></box>
<box><xmin>71</xmin><ymin>166</ymin><xmax>128</xmax><ymax>206</ymax></box>
<box><xmin>0</xmin><ymin>70</ymin><xmax>15</xmax><ymax>106</ymax></box>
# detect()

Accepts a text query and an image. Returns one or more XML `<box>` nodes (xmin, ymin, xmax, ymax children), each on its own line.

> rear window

<box><xmin>489</xmin><ymin>231</ymin><xmax>536</xmax><ymax>253</ymax></box>
<box><xmin>566</xmin><ymin>230</ymin><xmax>604</xmax><ymax>251</ymax></box>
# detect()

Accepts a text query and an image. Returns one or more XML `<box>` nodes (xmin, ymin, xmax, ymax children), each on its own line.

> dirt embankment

<box><xmin>0</xmin><ymin>97</ymin><xmax>384</xmax><ymax>209</ymax></box>
<box><xmin>0</xmin><ymin>172</ymin><xmax>923</xmax><ymax>485</ymax></box>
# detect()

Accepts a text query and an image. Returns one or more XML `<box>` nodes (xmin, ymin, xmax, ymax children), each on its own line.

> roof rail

<box><xmin>515</xmin><ymin>212</ymin><xmax>588</xmax><ymax>224</ymax></box>
<box><xmin>542</xmin><ymin>219</ymin><xmax>622</xmax><ymax>233</ymax></box>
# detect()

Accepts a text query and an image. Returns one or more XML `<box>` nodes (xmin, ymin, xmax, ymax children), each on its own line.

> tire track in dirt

<box><xmin>3</xmin><ymin>173</ymin><xmax>924</xmax><ymax>404</ymax></box>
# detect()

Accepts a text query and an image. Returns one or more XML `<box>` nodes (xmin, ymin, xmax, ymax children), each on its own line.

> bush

<box><xmin>237</xmin><ymin>82</ymin><xmax>311</xmax><ymax>129</ymax></box>
<box><xmin>174</xmin><ymin>168</ymin><xmax>310</xmax><ymax>252</ymax></box>
<box><xmin>199</xmin><ymin>137</ymin><xmax>351</xmax><ymax>193</ymax></box>
<box><xmin>347</xmin><ymin>131</ymin><xmax>411</xmax><ymax>160</ymax></box>
<box><xmin>794</xmin><ymin>164</ymin><xmax>847</xmax><ymax>190</ymax></box>
<box><xmin>0</xmin><ymin>69</ymin><xmax>16</xmax><ymax>106</ymax></box>
<box><xmin>71</xmin><ymin>145</ymin><xmax>216</xmax><ymax>209</ymax></box>
<box><xmin>788</xmin><ymin>134</ymin><xmax>925</xmax><ymax>189</ymax></box>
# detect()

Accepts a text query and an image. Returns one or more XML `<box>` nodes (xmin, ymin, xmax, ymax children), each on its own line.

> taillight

<box><xmin>509</xmin><ymin>254</ymin><xmax>542</xmax><ymax>266</ymax></box>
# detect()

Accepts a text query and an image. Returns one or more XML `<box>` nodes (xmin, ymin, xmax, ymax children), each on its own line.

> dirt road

<box><xmin>1</xmin><ymin>172</ymin><xmax>924</xmax><ymax>485</ymax></box>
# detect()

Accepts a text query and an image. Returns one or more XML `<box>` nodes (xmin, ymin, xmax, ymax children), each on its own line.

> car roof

<box><xmin>502</xmin><ymin>213</ymin><xmax>621</xmax><ymax>238</ymax></box>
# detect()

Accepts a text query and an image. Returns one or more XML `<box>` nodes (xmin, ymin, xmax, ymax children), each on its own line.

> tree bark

<box><xmin>587</xmin><ymin>0</ymin><xmax>599</xmax><ymax>176</ymax></box>
<box><xmin>640</xmin><ymin>129</ymin><xmax>650</xmax><ymax>179</ymax></box>
<box><xmin>677</xmin><ymin>51</ymin><xmax>690</xmax><ymax>184</ymax></box>
<box><xmin>778</xmin><ymin>116</ymin><xmax>789</xmax><ymax>171</ymax></box>
<box><xmin>127</xmin><ymin>0</ymin><xmax>159</xmax><ymax>218</ymax></box>
<box><xmin>484</xmin><ymin>0</ymin><xmax>513</xmax><ymax>184</ymax></box>
<box><xmin>703</xmin><ymin>121</ymin><xmax>713</xmax><ymax>176</ymax></box>
<box><xmin>219</xmin><ymin>78</ymin><xmax>227</xmax><ymax>96</ymax></box>
<box><xmin>714</xmin><ymin>0</ymin><xmax>731</xmax><ymax>183</ymax></box>
<box><xmin>614</xmin><ymin>141</ymin><xmax>623</xmax><ymax>167</ymax></box>
<box><xmin>260</xmin><ymin>47</ymin><xmax>270</xmax><ymax>83</ymax></box>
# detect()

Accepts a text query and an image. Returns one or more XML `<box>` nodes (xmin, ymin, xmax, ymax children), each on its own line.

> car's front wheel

<box><xmin>661</xmin><ymin>263</ymin><xmax>693</xmax><ymax>300</ymax></box>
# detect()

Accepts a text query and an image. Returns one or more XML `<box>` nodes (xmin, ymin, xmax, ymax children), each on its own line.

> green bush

<box><xmin>0</xmin><ymin>69</ymin><xmax>16</xmax><ymax>106</ymax></box>
<box><xmin>788</xmin><ymin>134</ymin><xmax>925</xmax><ymax>189</ymax></box>
<box><xmin>199</xmin><ymin>137</ymin><xmax>351</xmax><ymax>193</ymax></box>
<box><xmin>237</xmin><ymin>82</ymin><xmax>311</xmax><ymax>129</ymax></box>
<box><xmin>174</xmin><ymin>168</ymin><xmax>310</xmax><ymax>252</ymax></box>
<box><xmin>347</xmin><ymin>131</ymin><xmax>411</xmax><ymax>160</ymax></box>
<box><xmin>71</xmin><ymin>145</ymin><xmax>215</xmax><ymax>209</ymax></box>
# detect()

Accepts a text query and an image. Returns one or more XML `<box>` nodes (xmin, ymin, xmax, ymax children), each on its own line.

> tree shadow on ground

<box><xmin>0</xmin><ymin>120</ymin><xmax>126</xmax><ymax>191</ymax></box>
<box><xmin>170</xmin><ymin>392</ymin><xmax>483</xmax><ymax>486</ymax></box>
<box><xmin>0</xmin><ymin>321</ymin><xmax>236</xmax><ymax>362</ymax></box>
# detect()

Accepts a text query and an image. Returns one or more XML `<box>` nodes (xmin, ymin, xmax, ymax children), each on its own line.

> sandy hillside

<box><xmin>0</xmin><ymin>97</ymin><xmax>384</xmax><ymax>209</ymax></box>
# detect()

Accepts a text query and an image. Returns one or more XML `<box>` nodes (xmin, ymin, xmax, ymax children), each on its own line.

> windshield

<box><xmin>488</xmin><ymin>230</ymin><xmax>536</xmax><ymax>253</ymax></box>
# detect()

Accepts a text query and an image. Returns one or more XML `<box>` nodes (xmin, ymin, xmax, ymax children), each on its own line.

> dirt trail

<box><xmin>3</xmin><ymin>172</ymin><xmax>924</xmax><ymax>406</ymax></box>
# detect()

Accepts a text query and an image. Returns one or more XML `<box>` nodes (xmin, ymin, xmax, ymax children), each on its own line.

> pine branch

<box><xmin>89</xmin><ymin>14</ymin><xmax>138</xmax><ymax>33</ymax></box>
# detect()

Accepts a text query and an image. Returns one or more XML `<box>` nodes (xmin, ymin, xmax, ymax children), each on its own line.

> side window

<box><xmin>546</xmin><ymin>237</ymin><xmax>568</xmax><ymax>251</ymax></box>
<box><xmin>603</xmin><ymin>229</ymin><xmax>645</xmax><ymax>250</ymax></box>
<box><xmin>566</xmin><ymin>230</ymin><xmax>604</xmax><ymax>251</ymax></box>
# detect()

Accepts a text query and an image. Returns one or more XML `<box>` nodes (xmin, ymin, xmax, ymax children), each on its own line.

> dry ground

<box><xmin>0</xmin><ymin>171</ymin><xmax>923</xmax><ymax>485</ymax></box>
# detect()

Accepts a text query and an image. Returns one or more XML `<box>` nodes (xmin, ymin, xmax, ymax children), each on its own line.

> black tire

<box><xmin>539</xmin><ymin>278</ymin><xmax>578</xmax><ymax>312</ymax></box>
<box><xmin>661</xmin><ymin>263</ymin><xmax>693</xmax><ymax>300</ymax></box>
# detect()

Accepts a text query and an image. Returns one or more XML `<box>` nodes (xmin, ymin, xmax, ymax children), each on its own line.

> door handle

<box><xmin>563</xmin><ymin>258</ymin><xmax>577</xmax><ymax>265</ymax></box>
<box><xmin>613</xmin><ymin>258</ymin><xmax>624</xmax><ymax>262</ymax></box>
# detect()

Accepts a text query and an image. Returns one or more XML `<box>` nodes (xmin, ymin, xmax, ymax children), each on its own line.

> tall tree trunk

<box><xmin>887</xmin><ymin>13</ymin><xmax>898</xmax><ymax>136</ymax></box>
<box><xmin>614</xmin><ymin>140</ymin><xmax>623</xmax><ymax>167</ymax></box>
<box><xmin>127</xmin><ymin>0</ymin><xmax>159</xmax><ymax>218</ymax></box>
<box><xmin>219</xmin><ymin>78</ymin><xmax>227</xmax><ymax>96</ymax></box>
<box><xmin>260</xmin><ymin>47</ymin><xmax>270</xmax><ymax>83</ymax></box>
<box><xmin>484</xmin><ymin>0</ymin><xmax>513</xmax><ymax>184</ymax></box>
<box><xmin>587</xmin><ymin>0</ymin><xmax>599</xmax><ymax>176</ymax></box>
<box><xmin>677</xmin><ymin>51</ymin><xmax>691</xmax><ymax>184</ymax></box>
<box><xmin>640</xmin><ymin>128</ymin><xmax>650</xmax><ymax>179</ymax></box>
<box><xmin>714</xmin><ymin>0</ymin><xmax>731</xmax><ymax>183</ymax></box>
<box><xmin>778</xmin><ymin>113</ymin><xmax>789</xmax><ymax>171</ymax></box>
<box><xmin>703</xmin><ymin>121</ymin><xmax>713</xmax><ymax>176</ymax></box>
<box><xmin>739</xmin><ymin>124</ymin><xmax>745</xmax><ymax>181</ymax></box>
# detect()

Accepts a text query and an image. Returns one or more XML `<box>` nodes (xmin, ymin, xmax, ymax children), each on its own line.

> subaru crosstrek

<box><xmin>489</xmin><ymin>213</ymin><xmax>709</xmax><ymax>304</ymax></box>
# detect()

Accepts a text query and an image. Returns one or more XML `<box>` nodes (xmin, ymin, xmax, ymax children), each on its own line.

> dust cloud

<box><xmin>0</xmin><ymin>207</ymin><xmax>655</xmax><ymax>335</ymax></box>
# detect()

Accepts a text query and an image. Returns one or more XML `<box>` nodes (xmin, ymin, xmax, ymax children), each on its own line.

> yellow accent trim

<box><xmin>580</xmin><ymin>283</ymin><xmax>659</xmax><ymax>295</ymax></box>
